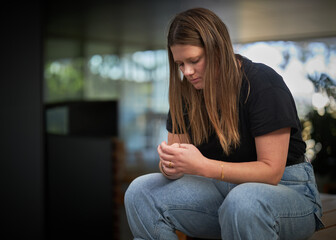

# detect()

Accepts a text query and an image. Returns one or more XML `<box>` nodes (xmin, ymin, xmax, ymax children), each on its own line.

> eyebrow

<box><xmin>174</xmin><ymin>56</ymin><xmax>200</xmax><ymax>63</ymax></box>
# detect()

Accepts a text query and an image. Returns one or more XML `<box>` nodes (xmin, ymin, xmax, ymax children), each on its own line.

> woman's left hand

<box><xmin>157</xmin><ymin>141</ymin><xmax>207</xmax><ymax>176</ymax></box>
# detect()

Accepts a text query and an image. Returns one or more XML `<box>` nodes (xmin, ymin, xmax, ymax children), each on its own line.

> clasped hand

<box><xmin>157</xmin><ymin>141</ymin><xmax>206</xmax><ymax>177</ymax></box>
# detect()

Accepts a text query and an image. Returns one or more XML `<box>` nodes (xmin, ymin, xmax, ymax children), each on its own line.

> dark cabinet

<box><xmin>45</xmin><ymin>101</ymin><xmax>120</xmax><ymax>239</ymax></box>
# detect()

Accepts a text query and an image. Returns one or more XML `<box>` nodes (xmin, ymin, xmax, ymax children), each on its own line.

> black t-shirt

<box><xmin>166</xmin><ymin>55</ymin><xmax>306</xmax><ymax>166</ymax></box>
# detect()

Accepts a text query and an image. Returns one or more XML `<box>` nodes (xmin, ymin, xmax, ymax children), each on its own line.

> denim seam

<box><xmin>162</xmin><ymin>205</ymin><xmax>218</xmax><ymax>218</ymax></box>
<box><xmin>273</xmin><ymin>217</ymin><xmax>280</xmax><ymax>236</ymax></box>
<box><xmin>131</xmin><ymin>192</ymin><xmax>158</xmax><ymax>240</ymax></box>
<box><xmin>273</xmin><ymin>209</ymin><xmax>316</xmax><ymax>239</ymax></box>
<box><xmin>160</xmin><ymin>207</ymin><xmax>219</xmax><ymax>238</ymax></box>
<box><xmin>274</xmin><ymin>206</ymin><xmax>316</xmax><ymax>218</ymax></box>
<box><xmin>153</xmin><ymin>221</ymin><xmax>176</xmax><ymax>240</ymax></box>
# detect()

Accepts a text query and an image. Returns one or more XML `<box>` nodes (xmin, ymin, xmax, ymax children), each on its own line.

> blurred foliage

<box><xmin>304</xmin><ymin>73</ymin><xmax>336</xmax><ymax>180</ymax></box>
<box><xmin>308</xmin><ymin>73</ymin><xmax>336</xmax><ymax>98</ymax></box>
<box><xmin>44</xmin><ymin>59</ymin><xmax>84</xmax><ymax>103</ymax></box>
<box><xmin>305</xmin><ymin>110</ymin><xmax>336</xmax><ymax>178</ymax></box>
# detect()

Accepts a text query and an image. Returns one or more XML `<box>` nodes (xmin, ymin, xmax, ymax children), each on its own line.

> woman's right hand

<box><xmin>158</xmin><ymin>143</ymin><xmax>184</xmax><ymax>179</ymax></box>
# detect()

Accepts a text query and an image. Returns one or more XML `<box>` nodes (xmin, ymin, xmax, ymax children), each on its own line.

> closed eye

<box><xmin>177</xmin><ymin>62</ymin><xmax>184</xmax><ymax>68</ymax></box>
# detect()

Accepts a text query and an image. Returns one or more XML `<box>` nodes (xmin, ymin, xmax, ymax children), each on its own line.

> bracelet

<box><xmin>220</xmin><ymin>163</ymin><xmax>224</xmax><ymax>181</ymax></box>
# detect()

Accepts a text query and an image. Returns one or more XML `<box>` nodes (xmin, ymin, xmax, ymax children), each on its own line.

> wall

<box><xmin>0</xmin><ymin>1</ymin><xmax>45</xmax><ymax>239</ymax></box>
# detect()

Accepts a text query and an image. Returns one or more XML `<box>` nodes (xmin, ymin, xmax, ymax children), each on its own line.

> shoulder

<box><xmin>239</xmin><ymin>55</ymin><xmax>292</xmax><ymax>101</ymax></box>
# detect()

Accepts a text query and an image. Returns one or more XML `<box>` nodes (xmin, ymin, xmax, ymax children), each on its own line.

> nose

<box><xmin>183</xmin><ymin>64</ymin><xmax>195</xmax><ymax>77</ymax></box>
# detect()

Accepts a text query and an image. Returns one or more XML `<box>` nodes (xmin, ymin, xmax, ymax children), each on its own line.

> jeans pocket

<box><xmin>281</xmin><ymin>163</ymin><xmax>318</xmax><ymax>200</ymax></box>
<box><xmin>280</xmin><ymin>163</ymin><xmax>311</xmax><ymax>198</ymax></box>
<box><xmin>280</xmin><ymin>162</ymin><xmax>325</xmax><ymax>231</ymax></box>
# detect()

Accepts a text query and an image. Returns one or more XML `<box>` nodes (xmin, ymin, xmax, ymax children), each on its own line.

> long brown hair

<box><xmin>167</xmin><ymin>8</ymin><xmax>243</xmax><ymax>155</ymax></box>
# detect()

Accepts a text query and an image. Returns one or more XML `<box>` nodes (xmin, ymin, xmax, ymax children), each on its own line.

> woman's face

<box><xmin>170</xmin><ymin>44</ymin><xmax>206</xmax><ymax>90</ymax></box>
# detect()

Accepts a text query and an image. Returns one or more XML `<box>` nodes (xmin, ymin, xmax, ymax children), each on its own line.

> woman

<box><xmin>125</xmin><ymin>8</ymin><xmax>324</xmax><ymax>240</ymax></box>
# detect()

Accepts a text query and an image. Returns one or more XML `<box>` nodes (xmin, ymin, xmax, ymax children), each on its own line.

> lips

<box><xmin>190</xmin><ymin>77</ymin><xmax>201</xmax><ymax>83</ymax></box>
<box><xmin>188</xmin><ymin>77</ymin><xmax>203</xmax><ymax>89</ymax></box>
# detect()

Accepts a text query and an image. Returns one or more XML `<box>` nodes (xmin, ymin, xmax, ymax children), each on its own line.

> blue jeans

<box><xmin>124</xmin><ymin>162</ymin><xmax>324</xmax><ymax>240</ymax></box>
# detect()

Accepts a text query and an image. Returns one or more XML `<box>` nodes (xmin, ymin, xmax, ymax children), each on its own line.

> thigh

<box><xmin>220</xmin><ymin>163</ymin><xmax>322</xmax><ymax>240</ymax></box>
<box><xmin>151</xmin><ymin>174</ymin><xmax>230</xmax><ymax>239</ymax></box>
<box><xmin>228</xmin><ymin>182</ymin><xmax>317</xmax><ymax>239</ymax></box>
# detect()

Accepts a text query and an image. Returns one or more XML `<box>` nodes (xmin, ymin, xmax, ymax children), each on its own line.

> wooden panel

<box><xmin>310</xmin><ymin>226</ymin><xmax>336</xmax><ymax>240</ymax></box>
<box><xmin>320</xmin><ymin>210</ymin><xmax>336</xmax><ymax>228</ymax></box>
<box><xmin>321</xmin><ymin>197</ymin><xmax>336</xmax><ymax>213</ymax></box>
<box><xmin>176</xmin><ymin>231</ymin><xmax>187</xmax><ymax>240</ymax></box>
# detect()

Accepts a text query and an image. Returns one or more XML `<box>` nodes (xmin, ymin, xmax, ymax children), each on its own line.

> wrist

<box><xmin>200</xmin><ymin>158</ymin><xmax>221</xmax><ymax>179</ymax></box>
<box><xmin>220</xmin><ymin>162</ymin><xmax>224</xmax><ymax>181</ymax></box>
<box><xmin>197</xmin><ymin>156</ymin><xmax>209</xmax><ymax>176</ymax></box>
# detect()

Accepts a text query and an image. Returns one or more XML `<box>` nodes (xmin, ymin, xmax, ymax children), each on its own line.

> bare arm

<box><xmin>159</xmin><ymin>127</ymin><xmax>290</xmax><ymax>185</ymax></box>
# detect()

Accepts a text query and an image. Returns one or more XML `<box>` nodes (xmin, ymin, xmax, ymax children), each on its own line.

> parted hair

<box><xmin>167</xmin><ymin>8</ymin><xmax>243</xmax><ymax>155</ymax></box>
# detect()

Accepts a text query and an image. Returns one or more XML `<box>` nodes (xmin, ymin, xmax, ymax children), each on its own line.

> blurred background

<box><xmin>2</xmin><ymin>0</ymin><xmax>336</xmax><ymax>239</ymax></box>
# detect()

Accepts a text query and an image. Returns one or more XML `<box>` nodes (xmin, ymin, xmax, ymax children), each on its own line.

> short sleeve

<box><xmin>248</xmin><ymin>87</ymin><xmax>299</xmax><ymax>137</ymax></box>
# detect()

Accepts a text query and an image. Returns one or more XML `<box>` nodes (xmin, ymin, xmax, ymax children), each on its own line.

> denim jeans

<box><xmin>124</xmin><ymin>162</ymin><xmax>324</xmax><ymax>240</ymax></box>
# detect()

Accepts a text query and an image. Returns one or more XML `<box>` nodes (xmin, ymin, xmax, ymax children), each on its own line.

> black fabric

<box><xmin>166</xmin><ymin>55</ymin><xmax>306</xmax><ymax>166</ymax></box>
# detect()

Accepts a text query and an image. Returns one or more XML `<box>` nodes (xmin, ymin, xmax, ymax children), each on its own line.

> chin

<box><xmin>192</xmin><ymin>83</ymin><xmax>204</xmax><ymax>90</ymax></box>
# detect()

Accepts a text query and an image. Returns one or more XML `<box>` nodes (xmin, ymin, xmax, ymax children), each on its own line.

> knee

<box><xmin>219</xmin><ymin>183</ymin><xmax>272</xmax><ymax>221</ymax></box>
<box><xmin>124</xmin><ymin>175</ymin><xmax>148</xmax><ymax>208</ymax></box>
<box><xmin>124</xmin><ymin>173</ymin><xmax>163</xmax><ymax>209</ymax></box>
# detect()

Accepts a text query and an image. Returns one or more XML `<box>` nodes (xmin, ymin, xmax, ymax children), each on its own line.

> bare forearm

<box><xmin>201</xmin><ymin>128</ymin><xmax>289</xmax><ymax>185</ymax></box>
<box><xmin>201</xmin><ymin>158</ymin><xmax>284</xmax><ymax>185</ymax></box>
